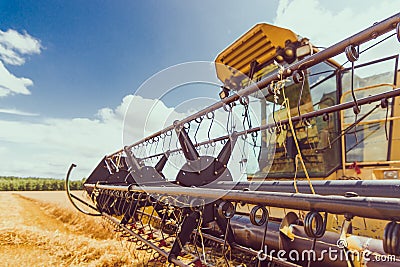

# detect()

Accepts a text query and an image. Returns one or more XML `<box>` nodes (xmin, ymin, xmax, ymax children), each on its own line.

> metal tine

<box><xmin>145</xmin><ymin>196</ymin><xmax>160</xmax><ymax>240</ymax></box>
<box><xmin>128</xmin><ymin>192</ymin><xmax>145</xmax><ymax>229</ymax></box>
<box><xmin>135</xmin><ymin>196</ymin><xmax>152</xmax><ymax>235</ymax></box>
<box><xmin>157</xmin><ymin>203</ymin><xmax>170</xmax><ymax>244</ymax></box>
<box><xmin>121</xmin><ymin>192</ymin><xmax>134</xmax><ymax>224</ymax></box>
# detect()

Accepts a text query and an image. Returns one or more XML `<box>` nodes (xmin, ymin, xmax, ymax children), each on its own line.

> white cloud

<box><xmin>0</xmin><ymin>44</ymin><xmax>25</xmax><ymax>66</ymax></box>
<box><xmin>0</xmin><ymin>29</ymin><xmax>42</xmax><ymax>97</ymax></box>
<box><xmin>0</xmin><ymin>95</ymin><xmax>183</xmax><ymax>179</ymax></box>
<box><xmin>0</xmin><ymin>29</ymin><xmax>42</xmax><ymax>65</ymax></box>
<box><xmin>0</xmin><ymin>108</ymin><xmax>38</xmax><ymax>116</ymax></box>
<box><xmin>122</xmin><ymin>95</ymin><xmax>187</xmax><ymax>145</ymax></box>
<box><xmin>0</xmin><ymin>61</ymin><xmax>33</xmax><ymax>96</ymax></box>
<box><xmin>274</xmin><ymin>0</ymin><xmax>400</xmax><ymax>67</ymax></box>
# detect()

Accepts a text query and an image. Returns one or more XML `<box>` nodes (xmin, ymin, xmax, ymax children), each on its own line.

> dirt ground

<box><xmin>0</xmin><ymin>191</ymin><xmax>140</xmax><ymax>267</ymax></box>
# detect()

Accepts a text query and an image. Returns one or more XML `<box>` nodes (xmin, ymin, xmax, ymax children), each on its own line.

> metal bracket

<box><xmin>124</xmin><ymin>146</ymin><xmax>166</xmax><ymax>185</ymax></box>
<box><xmin>174</xmin><ymin>120</ymin><xmax>199</xmax><ymax>161</ymax></box>
<box><xmin>214</xmin><ymin>132</ymin><xmax>238</xmax><ymax>176</ymax></box>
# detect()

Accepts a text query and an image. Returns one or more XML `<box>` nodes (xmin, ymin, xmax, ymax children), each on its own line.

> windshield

<box><xmin>254</xmin><ymin>61</ymin><xmax>341</xmax><ymax>179</ymax></box>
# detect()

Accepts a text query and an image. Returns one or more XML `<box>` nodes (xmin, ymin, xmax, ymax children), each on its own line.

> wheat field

<box><xmin>0</xmin><ymin>191</ymin><xmax>146</xmax><ymax>267</ymax></box>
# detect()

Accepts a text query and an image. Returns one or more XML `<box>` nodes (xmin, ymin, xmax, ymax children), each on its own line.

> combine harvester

<box><xmin>66</xmin><ymin>13</ymin><xmax>400</xmax><ymax>266</ymax></box>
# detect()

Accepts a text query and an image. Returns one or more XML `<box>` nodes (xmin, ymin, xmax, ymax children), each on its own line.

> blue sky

<box><xmin>0</xmin><ymin>0</ymin><xmax>399</xmax><ymax>178</ymax></box>
<box><xmin>0</xmin><ymin>0</ymin><xmax>280</xmax><ymax>118</ymax></box>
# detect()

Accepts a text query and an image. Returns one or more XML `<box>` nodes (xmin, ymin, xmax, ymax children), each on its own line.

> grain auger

<box><xmin>66</xmin><ymin>13</ymin><xmax>400</xmax><ymax>266</ymax></box>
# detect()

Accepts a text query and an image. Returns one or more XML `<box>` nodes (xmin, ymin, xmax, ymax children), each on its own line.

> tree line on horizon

<box><xmin>0</xmin><ymin>176</ymin><xmax>84</xmax><ymax>191</ymax></box>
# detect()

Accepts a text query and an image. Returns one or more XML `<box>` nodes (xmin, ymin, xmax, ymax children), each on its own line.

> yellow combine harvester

<box><xmin>67</xmin><ymin>13</ymin><xmax>400</xmax><ymax>267</ymax></box>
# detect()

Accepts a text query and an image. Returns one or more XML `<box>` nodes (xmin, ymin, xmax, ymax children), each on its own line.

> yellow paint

<box><xmin>215</xmin><ymin>23</ymin><xmax>298</xmax><ymax>84</ymax></box>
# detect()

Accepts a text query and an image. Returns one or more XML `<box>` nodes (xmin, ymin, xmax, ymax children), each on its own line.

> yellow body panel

<box><xmin>215</xmin><ymin>23</ymin><xmax>298</xmax><ymax>83</ymax></box>
<box><xmin>390</xmin><ymin>71</ymin><xmax>400</xmax><ymax>161</ymax></box>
